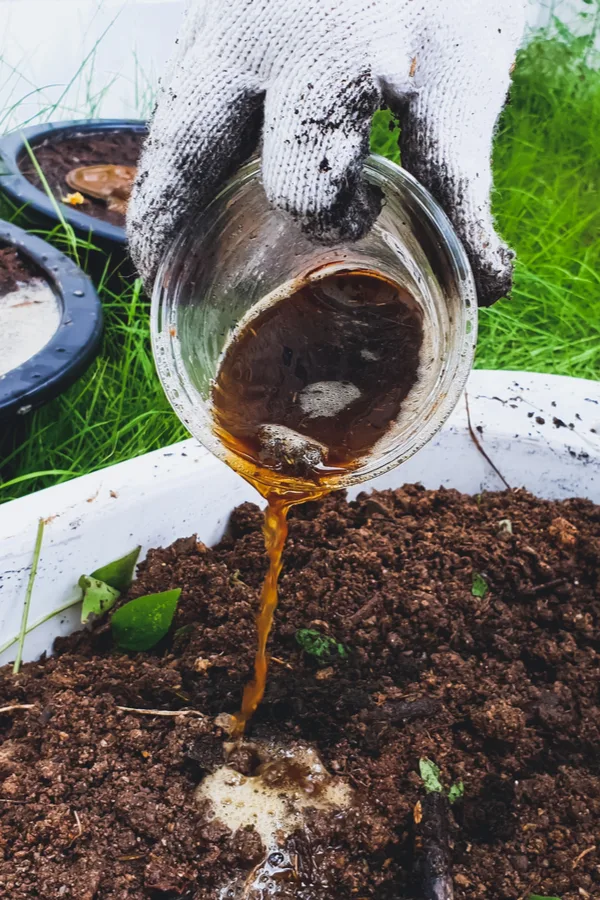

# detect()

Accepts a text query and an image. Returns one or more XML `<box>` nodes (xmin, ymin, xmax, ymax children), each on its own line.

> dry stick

<box><xmin>464</xmin><ymin>392</ymin><xmax>511</xmax><ymax>490</ymax></box>
<box><xmin>116</xmin><ymin>706</ymin><xmax>205</xmax><ymax>718</ymax></box>
<box><xmin>526</xmin><ymin>578</ymin><xmax>567</xmax><ymax>597</ymax></box>
<box><xmin>419</xmin><ymin>792</ymin><xmax>454</xmax><ymax>900</ymax></box>
<box><xmin>13</xmin><ymin>519</ymin><xmax>45</xmax><ymax>675</ymax></box>
<box><xmin>0</xmin><ymin>704</ymin><xmax>35</xmax><ymax>715</ymax></box>
<box><xmin>573</xmin><ymin>845</ymin><xmax>596</xmax><ymax>869</ymax></box>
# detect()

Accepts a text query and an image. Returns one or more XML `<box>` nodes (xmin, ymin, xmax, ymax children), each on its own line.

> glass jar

<box><xmin>151</xmin><ymin>155</ymin><xmax>477</xmax><ymax>495</ymax></box>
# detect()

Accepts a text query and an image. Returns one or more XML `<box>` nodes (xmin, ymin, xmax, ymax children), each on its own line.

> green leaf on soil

<box><xmin>448</xmin><ymin>780</ymin><xmax>465</xmax><ymax>804</ymax></box>
<box><xmin>111</xmin><ymin>588</ymin><xmax>181</xmax><ymax>652</ymax></box>
<box><xmin>80</xmin><ymin>575</ymin><xmax>120</xmax><ymax>625</ymax></box>
<box><xmin>295</xmin><ymin>628</ymin><xmax>347</xmax><ymax>663</ymax></box>
<box><xmin>471</xmin><ymin>572</ymin><xmax>489</xmax><ymax>598</ymax></box>
<box><xmin>419</xmin><ymin>758</ymin><xmax>444</xmax><ymax>794</ymax></box>
<box><xmin>91</xmin><ymin>545</ymin><xmax>141</xmax><ymax>593</ymax></box>
<box><xmin>528</xmin><ymin>895</ymin><xmax>561</xmax><ymax>900</ymax></box>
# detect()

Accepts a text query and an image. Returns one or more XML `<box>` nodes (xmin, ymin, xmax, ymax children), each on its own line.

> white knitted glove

<box><xmin>128</xmin><ymin>0</ymin><xmax>525</xmax><ymax>306</ymax></box>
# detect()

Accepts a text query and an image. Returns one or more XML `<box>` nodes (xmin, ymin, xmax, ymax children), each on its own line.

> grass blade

<box><xmin>12</xmin><ymin>518</ymin><xmax>45</xmax><ymax>674</ymax></box>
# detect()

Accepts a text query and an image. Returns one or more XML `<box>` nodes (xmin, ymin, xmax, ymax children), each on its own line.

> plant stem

<box><xmin>12</xmin><ymin>519</ymin><xmax>45</xmax><ymax>675</ymax></box>
<box><xmin>0</xmin><ymin>595</ymin><xmax>82</xmax><ymax>658</ymax></box>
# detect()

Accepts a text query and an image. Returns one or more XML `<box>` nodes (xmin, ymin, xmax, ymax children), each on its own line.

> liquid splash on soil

<box><xmin>198</xmin><ymin>740</ymin><xmax>352</xmax><ymax>898</ymax></box>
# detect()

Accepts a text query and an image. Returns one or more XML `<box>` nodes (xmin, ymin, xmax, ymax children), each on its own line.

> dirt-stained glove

<box><xmin>128</xmin><ymin>0</ymin><xmax>525</xmax><ymax>306</ymax></box>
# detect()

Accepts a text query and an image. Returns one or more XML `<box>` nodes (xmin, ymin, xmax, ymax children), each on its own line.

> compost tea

<box><xmin>1</xmin><ymin>486</ymin><xmax>598</xmax><ymax>899</ymax></box>
<box><xmin>211</xmin><ymin>270</ymin><xmax>424</xmax><ymax>733</ymax></box>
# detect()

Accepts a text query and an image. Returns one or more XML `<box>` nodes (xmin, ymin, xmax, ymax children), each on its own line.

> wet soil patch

<box><xmin>0</xmin><ymin>245</ymin><xmax>38</xmax><ymax>294</ymax></box>
<box><xmin>19</xmin><ymin>131</ymin><xmax>144</xmax><ymax>226</ymax></box>
<box><xmin>1</xmin><ymin>486</ymin><xmax>599</xmax><ymax>899</ymax></box>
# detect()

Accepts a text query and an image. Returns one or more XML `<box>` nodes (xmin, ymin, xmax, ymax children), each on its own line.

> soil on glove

<box><xmin>0</xmin><ymin>245</ymin><xmax>38</xmax><ymax>295</ymax></box>
<box><xmin>1</xmin><ymin>486</ymin><xmax>599</xmax><ymax>900</ymax></box>
<box><xmin>19</xmin><ymin>130</ymin><xmax>145</xmax><ymax>226</ymax></box>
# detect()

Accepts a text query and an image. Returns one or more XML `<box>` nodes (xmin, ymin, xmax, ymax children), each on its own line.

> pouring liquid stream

<box><xmin>210</xmin><ymin>270</ymin><xmax>424</xmax><ymax>736</ymax></box>
<box><xmin>234</xmin><ymin>492</ymin><xmax>290</xmax><ymax>736</ymax></box>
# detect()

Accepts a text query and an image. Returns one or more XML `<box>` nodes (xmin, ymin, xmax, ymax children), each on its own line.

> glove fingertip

<box><xmin>469</xmin><ymin>245</ymin><xmax>515</xmax><ymax>307</ymax></box>
<box><xmin>299</xmin><ymin>174</ymin><xmax>383</xmax><ymax>244</ymax></box>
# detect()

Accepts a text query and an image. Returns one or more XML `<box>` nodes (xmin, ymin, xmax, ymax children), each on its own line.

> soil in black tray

<box><xmin>0</xmin><ymin>245</ymin><xmax>37</xmax><ymax>294</ymax></box>
<box><xmin>0</xmin><ymin>244</ymin><xmax>60</xmax><ymax>378</ymax></box>
<box><xmin>1</xmin><ymin>486</ymin><xmax>599</xmax><ymax>899</ymax></box>
<box><xmin>19</xmin><ymin>131</ymin><xmax>145</xmax><ymax>226</ymax></box>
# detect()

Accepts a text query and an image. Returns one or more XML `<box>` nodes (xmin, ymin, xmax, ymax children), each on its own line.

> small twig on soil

<box><xmin>0</xmin><ymin>704</ymin><xmax>35</xmax><ymax>715</ymax></box>
<box><xmin>524</xmin><ymin>578</ymin><xmax>568</xmax><ymax>597</ymax></box>
<box><xmin>0</xmin><ymin>799</ymin><xmax>27</xmax><ymax>804</ymax></box>
<box><xmin>13</xmin><ymin>519</ymin><xmax>45</xmax><ymax>675</ymax></box>
<box><xmin>573</xmin><ymin>845</ymin><xmax>596</xmax><ymax>869</ymax></box>
<box><xmin>116</xmin><ymin>706</ymin><xmax>205</xmax><ymax>718</ymax></box>
<box><xmin>271</xmin><ymin>656</ymin><xmax>294</xmax><ymax>670</ymax></box>
<box><xmin>417</xmin><ymin>792</ymin><xmax>455</xmax><ymax>900</ymax></box>
<box><xmin>348</xmin><ymin>595</ymin><xmax>381</xmax><ymax>625</ymax></box>
<box><xmin>67</xmin><ymin>809</ymin><xmax>84</xmax><ymax>848</ymax></box>
<box><xmin>464</xmin><ymin>392</ymin><xmax>511</xmax><ymax>490</ymax></box>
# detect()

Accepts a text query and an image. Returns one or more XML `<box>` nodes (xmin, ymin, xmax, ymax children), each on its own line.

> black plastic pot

<box><xmin>0</xmin><ymin>219</ymin><xmax>103</xmax><ymax>419</ymax></box>
<box><xmin>0</xmin><ymin>119</ymin><xmax>147</xmax><ymax>253</ymax></box>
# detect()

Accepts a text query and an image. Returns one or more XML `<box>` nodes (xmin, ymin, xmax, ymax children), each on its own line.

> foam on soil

<box><xmin>196</xmin><ymin>742</ymin><xmax>352</xmax><ymax>851</ymax></box>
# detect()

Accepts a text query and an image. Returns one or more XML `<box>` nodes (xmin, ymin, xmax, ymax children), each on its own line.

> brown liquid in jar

<box><xmin>211</xmin><ymin>270</ymin><xmax>424</xmax><ymax>735</ymax></box>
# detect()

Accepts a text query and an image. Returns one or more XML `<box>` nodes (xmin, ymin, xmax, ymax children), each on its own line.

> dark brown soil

<box><xmin>0</xmin><ymin>245</ymin><xmax>39</xmax><ymax>294</ymax></box>
<box><xmin>19</xmin><ymin>131</ymin><xmax>145</xmax><ymax>226</ymax></box>
<box><xmin>1</xmin><ymin>486</ymin><xmax>599</xmax><ymax>900</ymax></box>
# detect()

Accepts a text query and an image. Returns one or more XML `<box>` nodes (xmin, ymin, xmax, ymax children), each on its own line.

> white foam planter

<box><xmin>0</xmin><ymin>369</ymin><xmax>599</xmax><ymax>668</ymax></box>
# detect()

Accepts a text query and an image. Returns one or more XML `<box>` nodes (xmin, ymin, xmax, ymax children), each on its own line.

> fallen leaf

<box><xmin>419</xmin><ymin>758</ymin><xmax>443</xmax><ymax>793</ymax></box>
<box><xmin>111</xmin><ymin>588</ymin><xmax>181</xmax><ymax>652</ymax></box>
<box><xmin>79</xmin><ymin>575</ymin><xmax>120</xmax><ymax>625</ymax></box>
<box><xmin>448</xmin><ymin>780</ymin><xmax>465</xmax><ymax>804</ymax></box>
<box><xmin>295</xmin><ymin>628</ymin><xmax>347</xmax><ymax>663</ymax></box>
<box><xmin>472</xmin><ymin>572</ymin><xmax>489</xmax><ymax>598</ymax></box>
<box><xmin>91</xmin><ymin>546</ymin><xmax>141</xmax><ymax>593</ymax></box>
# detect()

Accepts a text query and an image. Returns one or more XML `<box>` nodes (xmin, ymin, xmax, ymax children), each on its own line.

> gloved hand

<box><xmin>128</xmin><ymin>0</ymin><xmax>525</xmax><ymax>306</ymax></box>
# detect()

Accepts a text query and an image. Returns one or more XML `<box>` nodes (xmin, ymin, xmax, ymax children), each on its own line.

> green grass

<box><xmin>371</xmin><ymin>23</ymin><xmax>600</xmax><ymax>380</ymax></box>
<box><xmin>1</xmin><ymin>18</ymin><xmax>599</xmax><ymax>503</ymax></box>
